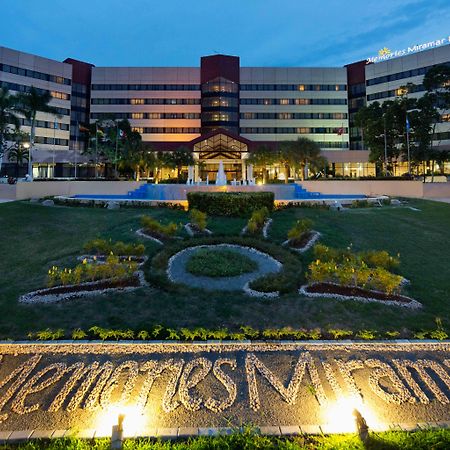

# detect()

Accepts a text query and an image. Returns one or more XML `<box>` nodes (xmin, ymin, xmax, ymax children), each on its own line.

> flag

<box><xmin>336</xmin><ymin>127</ymin><xmax>344</xmax><ymax>136</ymax></box>
<box><xmin>79</xmin><ymin>124</ymin><xmax>90</xmax><ymax>133</ymax></box>
<box><xmin>406</xmin><ymin>117</ymin><xmax>411</xmax><ymax>132</ymax></box>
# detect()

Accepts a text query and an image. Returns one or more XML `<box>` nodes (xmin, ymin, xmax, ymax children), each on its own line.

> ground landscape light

<box><xmin>95</xmin><ymin>404</ymin><xmax>148</xmax><ymax>439</ymax></box>
<box><xmin>323</xmin><ymin>395</ymin><xmax>378</xmax><ymax>434</ymax></box>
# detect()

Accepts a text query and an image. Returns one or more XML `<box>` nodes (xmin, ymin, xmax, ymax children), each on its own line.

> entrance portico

<box><xmin>190</xmin><ymin>129</ymin><xmax>252</xmax><ymax>183</ymax></box>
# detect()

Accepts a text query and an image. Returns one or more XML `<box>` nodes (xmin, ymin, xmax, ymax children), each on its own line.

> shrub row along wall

<box><xmin>187</xmin><ymin>192</ymin><xmax>274</xmax><ymax>216</ymax></box>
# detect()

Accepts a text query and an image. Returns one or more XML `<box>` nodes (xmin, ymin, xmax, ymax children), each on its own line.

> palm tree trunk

<box><xmin>135</xmin><ymin>165</ymin><xmax>140</xmax><ymax>181</ymax></box>
<box><xmin>262</xmin><ymin>168</ymin><xmax>267</xmax><ymax>184</ymax></box>
<box><xmin>284</xmin><ymin>164</ymin><xmax>289</xmax><ymax>184</ymax></box>
<box><xmin>29</xmin><ymin>116</ymin><xmax>36</xmax><ymax>180</ymax></box>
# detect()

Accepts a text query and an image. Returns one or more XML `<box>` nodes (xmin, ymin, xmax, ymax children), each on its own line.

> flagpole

<box><xmin>74</xmin><ymin>121</ymin><xmax>78</xmax><ymax>179</ymax></box>
<box><xmin>406</xmin><ymin>113</ymin><xmax>411</xmax><ymax>175</ymax></box>
<box><xmin>115</xmin><ymin>120</ymin><xmax>119</xmax><ymax>177</ymax></box>
<box><xmin>52</xmin><ymin>117</ymin><xmax>57</xmax><ymax>178</ymax></box>
<box><xmin>95</xmin><ymin>122</ymin><xmax>98</xmax><ymax>178</ymax></box>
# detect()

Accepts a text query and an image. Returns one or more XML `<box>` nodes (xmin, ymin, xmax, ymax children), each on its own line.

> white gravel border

<box><xmin>282</xmin><ymin>231</ymin><xmax>321</xmax><ymax>254</ymax></box>
<box><xmin>241</xmin><ymin>218</ymin><xmax>272</xmax><ymax>239</ymax></box>
<box><xmin>184</xmin><ymin>223</ymin><xmax>213</xmax><ymax>237</ymax></box>
<box><xmin>299</xmin><ymin>282</ymin><xmax>422</xmax><ymax>309</ymax></box>
<box><xmin>19</xmin><ymin>271</ymin><xmax>147</xmax><ymax>304</ymax></box>
<box><xmin>243</xmin><ymin>281</ymin><xmax>279</xmax><ymax>298</ymax></box>
<box><xmin>136</xmin><ymin>228</ymin><xmax>164</xmax><ymax>245</ymax></box>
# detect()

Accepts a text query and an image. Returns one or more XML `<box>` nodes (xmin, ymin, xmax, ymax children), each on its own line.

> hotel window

<box><xmin>132</xmin><ymin>127</ymin><xmax>144</xmax><ymax>133</ymax></box>
<box><xmin>279</xmin><ymin>99</ymin><xmax>289</xmax><ymax>105</ymax></box>
<box><xmin>131</xmin><ymin>113</ymin><xmax>144</xmax><ymax>119</ymax></box>
<box><xmin>297</xmin><ymin>128</ymin><xmax>310</xmax><ymax>134</ymax></box>
<box><xmin>51</xmin><ymin>91</ymin><xmax>69</xmax><ymax>100</ymax></box>
<box><xmin>278</xmin><ymin>113</ymin><xmax>293</xmax><ymax>119</ymax></box>
<box><xmin>131</xmin><ymin>98</ymin><xmax>144</xmax><ymax>105</ymax></box>
<box><xmin>395</xmin><ymin>87</ymin><xmax>408</xmax><ymax>96</ymax></box>
<box><xmin>298</xmin><ymin>85</ymin><xmax>305</xmax><ymax>91</ymax></box>
<box><xmin>242</xmin><ymin>112</ymin><xmax>255</xmax><ymax>119</ymax></box>
<box><xmin>263</xmin><ymin>99</ymin><xmax>271</xmax><ymax>105</ymax></box>
<box><xmin>442</xmin><ymin>114</ymin><xmax>450</xmax><ymax>122</ymax></box>
<box><xmin>295</xmin><ymin>98</ymin><xmax>310</xmax><ymax>105</ymax></box>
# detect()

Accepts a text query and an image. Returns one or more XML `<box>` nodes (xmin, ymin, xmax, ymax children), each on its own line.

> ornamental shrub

<box><xmin>141</xmin><ymin>216</ymin><xmax>178</xmax><ymax>236</ymax></box>
<box><xmin>189</xmin><ymin>208</ymin><xmax>207</xmax><ymax>231</ymax></box>
<box><xmin>84</xmin><ymin>238</ymin><xmax>145</xmax><ymax>256</ymax></box>
<box><xmin>187</xmin><ymin>191</ymin><xmax>274</xmax><ymax>216</ymax></box>
<box><xmin>246</xmin><ymin>207</ymin><xmax>269</xmax><ymax>234</ymax></box>
<box><xmin>360</xmin><ymin>249</ymin><xmax>400</xmax><ymax>271</ymax></box>
<box><xmin>287</xmin><ymin>218</ymin><xmax>313</xmax><ymax>244</ymax></box>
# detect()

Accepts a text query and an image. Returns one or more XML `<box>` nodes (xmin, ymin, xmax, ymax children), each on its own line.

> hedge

<box><xmin>187</xmin><ymin>191</ymin><xmax>274</xmax><ymax>216</ymax></box>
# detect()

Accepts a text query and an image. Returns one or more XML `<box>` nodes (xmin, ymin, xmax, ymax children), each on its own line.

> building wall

<box><xmin>90</xmin><ymin>67</ymin><xmax>201</xmax><ymax>143</ymax></box>
<box><xmin>0</xmin><ymin>46</ymin><xmax>72</xmax><ymax>161</ymax></box>
<box><xmin>239</xmin><ymin>67</ymin><xmax>349</xmax><ymax>150</ymax></box>
<box><xmin>365</xmin><ymin>44</ymin><xmax>450</xmax><ymax>150</ymax></box>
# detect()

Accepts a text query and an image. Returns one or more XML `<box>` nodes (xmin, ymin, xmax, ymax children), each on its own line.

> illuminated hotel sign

<box><xmin>367</xmin><ymin>36</ymin><xmax>450</xmax><ymax>63</ymax></box>
<box><xmin>0</xmin><ymin>342</ymin><xmax>449</xmax><ymax>436</ymax></box>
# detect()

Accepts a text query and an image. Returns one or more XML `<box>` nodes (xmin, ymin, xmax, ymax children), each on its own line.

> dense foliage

<box><xmin>141</xmin><ymin>216</ymin><xmax>178</xmax><ymax>237</ymax></box>
<box><xmin>83</xmin><ymin>239</ymin><xmax>145</xmax><ymax>256</ymax></box>
<box><xmin>246</xmin><ymin>207</ymin><xmax>270</xmax><ymax>234</ymax></box>
<box><xmin>187</xmin><ymin>191</ymin><xmax>274</xmax><ymax>216</ymax></box>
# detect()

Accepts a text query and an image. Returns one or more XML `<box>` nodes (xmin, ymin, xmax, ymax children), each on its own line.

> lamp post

<box><xmin>406</xmin><ymin>108</ymin><xmax>420</xmax><ymax>176</ymax></box>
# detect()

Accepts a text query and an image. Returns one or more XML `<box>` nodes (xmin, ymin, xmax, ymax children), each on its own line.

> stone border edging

<box><xmin>299</xmin><ymin>282</ymin><xmax>423</xmax><ymax>309</ymax></box>
<box><xmin>243</xmin><ymin>281</ymin><xmax>279</xmax><ymax>298</ymax></box>
<box><xmin>167</xmin><ymin>243</ymin><xmax>282</xmax><ymax>294</ymax></box>
<box><xmin>241</xmin><ymin>218</ymin><xmax>272</xmax><ymax>239</ymax></box>
<box><xmin>136</xmin><ymin>228</ymin><xmax>164</xmax><ymax>245</ymax></box>
<box><xmin>282</xmin><ymin>231</ymin><xmax>321</xmax><ymax>253</ymax></box>
<box><xmin>18</xmin><ymin>271</ymin><xmax>147</xmax><ymax>304</ymax></box>
<box><xmin>184</xmin><ymin>223</ymin><xmax>213</xmax><ymax>237</ymax></box>
<box><xmin>1</xmin><ymin>421</ymin><xmax>449</xmax><ymax>443</ymax></box>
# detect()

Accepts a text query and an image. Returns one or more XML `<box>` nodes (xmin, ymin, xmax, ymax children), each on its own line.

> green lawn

<box><xmin>0</xmin><ymin>199</ymin><xmax>449</xmax><ymax>339</ymax></box>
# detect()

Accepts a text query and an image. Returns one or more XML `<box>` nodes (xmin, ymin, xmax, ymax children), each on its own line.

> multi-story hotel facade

<box><xmin>1</xmin><ymin>43</ymin><xmax>449</xmax><ymax>180</ymax></box>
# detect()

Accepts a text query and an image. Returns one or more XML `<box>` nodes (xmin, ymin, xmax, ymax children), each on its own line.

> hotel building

<box><xmin>1</xmin><ymin>43</ymin><xmax>449</xmax><ymax>179</ymax></box>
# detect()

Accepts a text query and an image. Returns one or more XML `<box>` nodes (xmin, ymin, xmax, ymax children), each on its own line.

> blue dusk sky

<box><xmin>1</xmin><ymin>0</ymin><xmax>450</xmax><ymax>67</ymax></box>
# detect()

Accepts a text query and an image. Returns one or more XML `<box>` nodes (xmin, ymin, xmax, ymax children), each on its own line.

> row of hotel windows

<box><xmin>90</xmin><ymin>112</ymin><xmax>201</xmax><ymax>120</ymax></box>
<box><xmin>92</xmin><ymin>84</ymin><xmax>200</xmax><ymax>91</ymax></box>
<box><xmin>240</xmin><ymin>98</ymin><xmax>347</xmax><ymax>105</ymax></box>
<box><xmin>366</xmin><ymin>62</ymin><xmax>450</xmax><ymax>86</ymax></box>
<box><xmin>0</xmin><ymin>81</ymin><xmax>71</xmax><ymax>101</ymax></box>
<box><xmin>18</xmin><ymin>118</ymin><xmax>70</xmax><ymax>131</ymax></box>
<box><xmin>0</xmin><ymin>63</ymin><xmax>71</xmax><ymax>85</ymax></box>
<box><xmin>240</xmin><ymin>127</ymin><xmax>348</xmax><ymax>134</ymax></box>
<box><xmin>240</xmin><ymin>84</ymin><xmax>346</xmax><ymax>91</ymax></box>
<box><xmin>34</xmin><ymin>136</ymin><xmax>69</xmax><ymax>146</ymax></box>
<box><xmin>129</xmin><ymin>127</ymin><xmax>348</xmax><ymax>135</ymax></box>
<box><xmin>91</xmin><ymin>98</ymin><xmax>201</xmax><ymax>105</ymax></box>
<box><xmin>90</xmin><ymin>83</ymin><xmax>348</xmax><ymax>92</ymax></box>
<box><xmin>240</xmin><ymin>112</ymin><xmax>347</xmax><ymax>120</ymax></box>
<box><xmin>367</xmin><ymin>84</ymin><xmax>424</xmax><ymax>101</ymax></box>
<box><xmin>91</xmin><ymin>97</ymin><xmax>348</xmax><ymax>106</ymax></box>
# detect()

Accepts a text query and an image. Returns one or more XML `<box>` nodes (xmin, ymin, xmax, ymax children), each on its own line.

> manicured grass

<box><xmin>0</xmin><ymin>199</ymin><xmax>449</xmax><ymax>338</ymax></box>
<box><xmin>185</xmin><ymin>248</ymin><xmax>258</xmax><ymax>277</ymax></box>
<box><xmin>1</xmin><ymin>429</ymin><xmax>449</xmax><ymax>449</ymax></box>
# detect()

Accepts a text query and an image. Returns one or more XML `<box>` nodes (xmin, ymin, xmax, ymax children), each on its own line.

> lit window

<box><xmin>131</xmin><ymin>113</ymin><xmax>144</xmax><ymax>119</ymax></box>
<box><xmin>131</xmin><ymin>98</ymin><xmax>144</xmax><ymax>105</ymax></box>
<box><xmin>442</xmin><ymin>114</ymin><xmax>450</xmax><ymax>122</ymax></box>
<box><xmin>132</xmin><ymin>127</ymin><xmax>144</xmax><ymax>133</ymax></box>
<box><xmin>280</xmin><ymin>99</ymin><xmax>289</xmax><ymax>105</ymax></box>
<box><xmin>395</xmin><ymin>87</ymin><xmax>408</xmax><ymax>96</ymax></box>
<box><xmin>298</xmin><ymin>85</ymin><xmax>305</xmax><ymax>91</ymax></box>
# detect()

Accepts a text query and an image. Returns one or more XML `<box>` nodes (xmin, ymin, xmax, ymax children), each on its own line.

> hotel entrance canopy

<box><xmin>190</xmin><ymin>129</ymin><xmax>251</xmax><ymax>160</ymax></box>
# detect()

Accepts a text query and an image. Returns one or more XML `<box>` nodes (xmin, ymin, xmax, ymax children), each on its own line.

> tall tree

<box><xmin>7</xmin><ymin>130</ymin><xmax>30</xmax><ymax>177</ymax></box>
<box><xmin>279</xmin><ymin>137</ymin><xmax>324</xmax><ymax>181</ymax></box>
<box><xmin>0</xmin><ymin>87</ymin><xmax>20</xmax><ymax>174</ymax></box>
<box><xmin>15</xmin><ymin>86</ymin><xmax>60</xmax><ymax>180</ymax></box>
<box><xmin>169</xmin><ymin>146</ymin><xmax>194</xmax><ymax>181</ymax></box>
<box><xmin>247</xmin><ymin>144</ymin><xmax>277</xmax><ymax>183</ymax></box>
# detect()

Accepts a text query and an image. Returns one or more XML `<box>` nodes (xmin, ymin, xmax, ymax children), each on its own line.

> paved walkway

<box><xmin>168</xmin><ymin>244</ymin><xmax>282</xmax><ymax>291</ymax></box>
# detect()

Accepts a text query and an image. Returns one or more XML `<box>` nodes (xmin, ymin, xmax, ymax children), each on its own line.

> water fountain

<box><xmin>215</xmin><ymin>160</ymin><xmax>227</xmax><ymax>186</ymax></box>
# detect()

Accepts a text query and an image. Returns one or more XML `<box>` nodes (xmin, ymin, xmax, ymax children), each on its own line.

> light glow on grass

<box><xmin>323</xmin><ymin>395</ymin><xmax>380</xmax><ymax>433</ymax></box>
<box><xmin>94</xmin><ymin>404</ymin><xmax>149</xmax><ymax>438</ymax></box>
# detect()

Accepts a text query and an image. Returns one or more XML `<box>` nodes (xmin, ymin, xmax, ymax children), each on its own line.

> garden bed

<box><xmin>184</xmin><ymin>222</ymin><xmax>213</xmax><ymax>237</ymax></box>
<box><xmin>77</xmin><ymin>254</ymin><xmax>148</xmax><ymax>266</ymax></box>
<box><xmin>299</xmin><ymin>282</ymin><xmax>422</xmax><ymax>309</ymax></box>
<box><xmin>136</xmin><ymin>228</ymin><xmax>167</xmax><ymax>245</ymax></box>
<box><xmin>241</xmin><ymin>218</ymin><xmax>272</xmax><ymax>238</ymax></box>
<box><xmin>19</xmin><ymin>271</ymin><xmax>146</xmax><ymax>304</ymax></box>
<box><xmin>283</xmin><ymin>230</ymin><xmax>321</xmax><ymax>253</ymax></box>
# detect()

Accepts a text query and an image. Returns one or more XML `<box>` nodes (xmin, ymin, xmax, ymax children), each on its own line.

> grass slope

<box><xmin>0</xmin><ymin>199</ymin><xmax>449</xmax><ymax>338</ymax></box>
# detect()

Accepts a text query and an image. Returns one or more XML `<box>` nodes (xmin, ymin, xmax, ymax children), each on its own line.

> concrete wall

<box><xmin>0</xmin><ymin>181</ymin><xmax>145</xmax><ymax>200</ymax></box>
<box><xmin>301</xmin><ymin>180</ymin><xmax>425</xmax><ymax>198</ymax></box>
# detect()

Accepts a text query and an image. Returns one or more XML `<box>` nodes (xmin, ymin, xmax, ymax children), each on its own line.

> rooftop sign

<box><xmin>367</xmin><ymin>36</ymin><xmax>450</xmax><ymax>63</ymax></box>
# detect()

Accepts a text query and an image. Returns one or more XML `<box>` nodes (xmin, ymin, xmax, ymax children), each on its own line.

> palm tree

<box><xmin>0</xmin><ymin>88</ymin><xmax>20</xmax><ymax>174</ymax></box>
<box><xmin>15</xmin><ymin>86</ymin><xmax>60</xmax><ymax>180</ymax></box>
<box><xmin>280</xmin><ymin>137</ymin><xmax>324</xmax><ymax>181</ymax></box>
<box><xmin>8</xmin><ymin>131</ymin><xmax>30</xmax><ymax>177</ymax></box>
<box><xmin>247</xmin><ymin>145</ymin><xmax>277</xmax><ymax>183</ymax></box>
<box><xmin>169</xmin><ymin>146</ymin><xmax>194</xmax><ymax>181</ymax></box>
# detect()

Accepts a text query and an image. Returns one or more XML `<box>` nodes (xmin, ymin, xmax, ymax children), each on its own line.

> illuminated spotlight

<box><xmin>95</xmin><ymin>404</ymin><xmax>148</xmax><ymax>440</ymax></box>
<box><xmin>323</xmin><ymin>395</ymin><xmax>378</xmax><ymax>434</ymax></box>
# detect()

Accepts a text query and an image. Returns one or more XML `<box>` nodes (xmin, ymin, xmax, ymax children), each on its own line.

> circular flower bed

<box><xmin>186</xmin><ymin>248</ymin><xmax>258</xmax><ymax>277</ymax></box>
<box><xmin>167</xmin><ymin>244</ymin><xmax>282</xmax><ymax>294</ymax></box>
